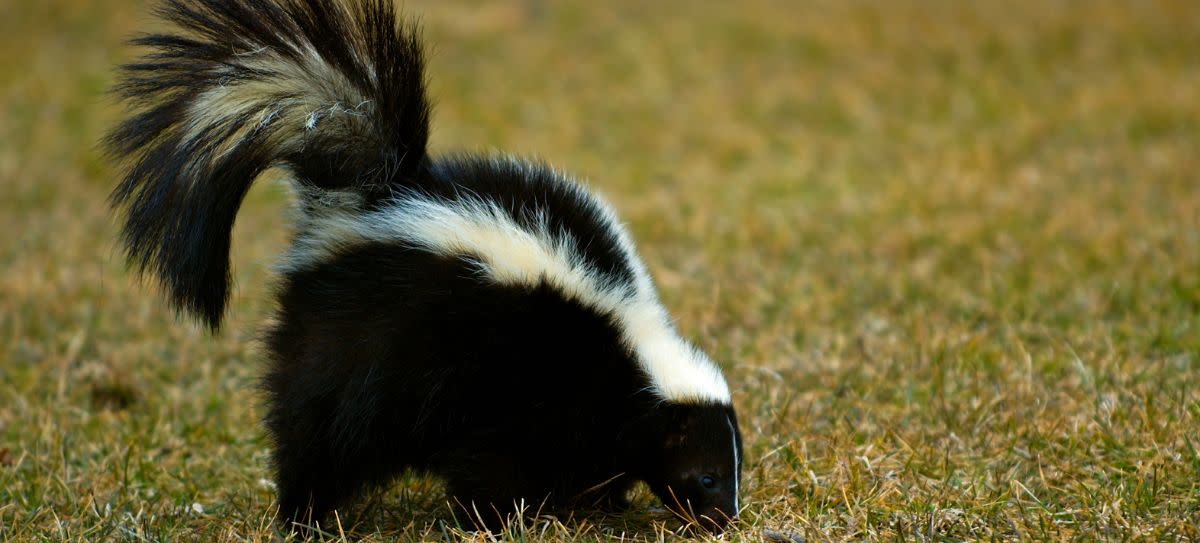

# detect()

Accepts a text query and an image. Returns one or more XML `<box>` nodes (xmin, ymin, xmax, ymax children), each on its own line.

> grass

<box><xmin>2</xmin><ymin>0</ymin><xmax>1199</xmax><ymax>540</ymax></box>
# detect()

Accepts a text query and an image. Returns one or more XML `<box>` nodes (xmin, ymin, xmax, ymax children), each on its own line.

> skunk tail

<box><xmin>106</xmin><ymin>0</ymin><xmax>430</xmax><ymax>329</ymax></box>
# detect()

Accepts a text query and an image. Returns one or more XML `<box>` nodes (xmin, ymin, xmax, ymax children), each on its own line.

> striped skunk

<box><xmin>106</xmin><ymin>0</ymin><xmax>742</xmax><ymax>532</ymax></box>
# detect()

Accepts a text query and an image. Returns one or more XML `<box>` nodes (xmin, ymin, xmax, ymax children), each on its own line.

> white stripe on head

<box><xmin>727</xmin><ymin>415</ymin><xmax>739</xmax><ymax>512</ymax></box>
<box><xmin>283</xmin><ymin>177</ymin><xmax>731</xmax><ymax>404</ymax></box>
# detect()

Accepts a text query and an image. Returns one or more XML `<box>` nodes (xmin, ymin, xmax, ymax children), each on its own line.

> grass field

<box><xmin>3</xmin><ymin>0</ymin><xmax>1200</xmax><ymax>541</ymax></box>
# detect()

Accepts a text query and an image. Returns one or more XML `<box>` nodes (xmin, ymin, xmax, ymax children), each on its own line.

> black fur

<box><xmin>264</xmin><ymin>242</ymin><xmax>651</xmax><ymax>523</ymax></box>
<box><xmin>107</xmin><ymin>0</ymin><xmax>743</xmax><ymax>533</ymax></box>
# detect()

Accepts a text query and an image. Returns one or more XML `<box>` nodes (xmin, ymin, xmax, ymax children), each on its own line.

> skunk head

<box><xmin>644</xmin><ymin>402</ymin><xmax>743</xmax><ymax>532</ymax></box>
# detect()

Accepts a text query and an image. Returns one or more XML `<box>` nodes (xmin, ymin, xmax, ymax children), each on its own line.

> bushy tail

<box><xmin>106</xmin><ymin>0</ymin><xmax>430</xmax><ymax>330</ymax></box>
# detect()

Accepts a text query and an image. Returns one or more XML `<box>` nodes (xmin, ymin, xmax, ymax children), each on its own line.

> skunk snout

<box><xmin>695</xmin><ymin>505</ymin><xmax>735</xmax><ymax>532</ymax></box>
<box><xmin>665</xmin><ymin>500</ymin><xmax>736</xmax><ymax>534</ymax></box>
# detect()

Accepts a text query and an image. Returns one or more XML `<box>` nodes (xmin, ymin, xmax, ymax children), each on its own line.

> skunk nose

<box><xmin>695</xmin><ymin>506</ymin><xmax>734</xmax><ymax>533</ymax></box>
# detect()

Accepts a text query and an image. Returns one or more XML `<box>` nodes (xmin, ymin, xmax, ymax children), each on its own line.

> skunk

<box><xmin>107</xmin><ymin>0</ymin><xmax>742</xmax><ymax>532</ymax></box>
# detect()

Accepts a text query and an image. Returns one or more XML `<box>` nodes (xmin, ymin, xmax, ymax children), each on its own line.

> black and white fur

<box><xmin>107</xmin><ymin>0</ymin><xmax>742</xmax><ymax>532</ymax></box>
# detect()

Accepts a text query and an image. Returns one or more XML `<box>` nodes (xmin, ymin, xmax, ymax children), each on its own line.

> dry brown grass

<box><xmin>2</xmin><ymin>0</ymin><xmax>1199</xmax><ymax>541</ymax></box>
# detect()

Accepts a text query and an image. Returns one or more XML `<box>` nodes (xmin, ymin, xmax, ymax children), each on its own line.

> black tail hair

<box><xmin>106</xmin><ymin>0</ymin><xmax>430</xmax><ymax>330</ymax></box>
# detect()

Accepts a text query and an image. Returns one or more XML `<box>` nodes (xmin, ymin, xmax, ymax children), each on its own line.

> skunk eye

<box><xmin>700</xmin><ymin>474</ymin><xmax>716</xmax><ymax>489</ymax></box>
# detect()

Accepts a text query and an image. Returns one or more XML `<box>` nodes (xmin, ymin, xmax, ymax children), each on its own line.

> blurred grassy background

<box><xmin>2</xmin><ymin>0</ymin><xmax>1199</xmax><ymax>541</ymax></box>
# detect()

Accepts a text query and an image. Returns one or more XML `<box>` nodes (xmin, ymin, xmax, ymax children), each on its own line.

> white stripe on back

<box><xmin>283</xmin><ymin>183</ymin><xmax>732</xmax><ymax>404</ymax></box>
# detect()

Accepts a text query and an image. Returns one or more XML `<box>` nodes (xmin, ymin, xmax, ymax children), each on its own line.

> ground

<box><xmin>2</xmin><ymin>0</ymin><xmax>1199</xmax><ymax>541</ymax></box>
